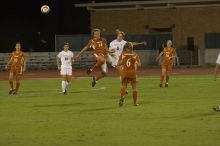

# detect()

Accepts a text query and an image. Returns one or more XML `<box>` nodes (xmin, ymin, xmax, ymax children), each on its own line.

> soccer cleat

<box><xmin>92</xmin><ymin>76</ymin><xmax>97</xmax><ymax>87</ymax></box>
<box><xmin>134</xmin><ymin>103</ymin><xmax>139</xmax><ymax>106</ymax></box>
<box><xmin>165</xmin><ymin>83</ymin><xmax>169</xmax><ymax>87</ymax></box>
<box><xmin>213</xmin><ymin>105</ymin><xmax>220</xmax><ymax>112</ymax></box>
<box><xmin>159</xmin><ymin>84</ymin><xmax>163</xmax><ymax>88</ymax></box>
<box><xmin>119</xmin><ymin>96</ymin><xmax>125</xmax><ymax>107</ymax></box>
<box><xmin>12</xmin><ymin>91</ymin><xmax>17</xmax><ymax>95</ymax></box>
<box><xmin>87</xmin><ymin>68</ymin><xmax>92</xmax><ymax>75</ymax></box>
<box><xmin>9</xmin><ymin>89</ymin><xmax>15</xmax><ymax>94</ymax></box>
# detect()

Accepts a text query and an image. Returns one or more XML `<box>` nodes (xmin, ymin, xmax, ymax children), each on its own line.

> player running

<box><xmin>214</xmin><ymin>52</ymin><xmax>220</xmax><ymax>81</ymax></box>
<box><xmin>156</xmin><ymin>40</ymin><xmax>176</xmax><ymax>88</ymax></box>
<box><xmin>108</xmin><ymin>29</ymin><xmax>146</xmax><ymax>72</ymax></box>
<box><xmin>118</xmin><ymin>42</ymin><xmax>141</xmax><ymax>107</ymax></box>
<box><xmin>75</xmin><ymin>28</ymin><xmax>108</xmax><ymax>87</ymax></box>
<box><xmin>57</xmin><ymin>42</ymin><xmax>74</xmax><ymax>95</ymax></box>
<box><xmin>5</xmin><ymin>42</ymin><xmax>26</xmax><ymax>94</ymax></box>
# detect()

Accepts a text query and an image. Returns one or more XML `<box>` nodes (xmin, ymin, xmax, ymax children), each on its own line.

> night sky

<box><xmin>0</xmin><ymin>0</ymin><xmax>91</xmax><ymax>52</ymax></box>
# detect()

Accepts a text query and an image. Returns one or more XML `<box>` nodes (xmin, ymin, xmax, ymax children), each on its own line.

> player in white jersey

<box><xmin>214</xmin><ymin>52</ymin><xmax>220</xmax><ymax>81</ymax></box>
<box><xmin>108</xmin><ymin>29</ymin><xmax>146</xmax><ymax>72</ymax></box>
<box><xmin>57</xmin><ymin>42</ymin><xmax>74</xmax><ymax>95</ymax></box>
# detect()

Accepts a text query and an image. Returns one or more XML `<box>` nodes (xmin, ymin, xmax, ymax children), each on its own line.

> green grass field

<box><xmin>0</xmin><ymin>75</ymin><xmax>220</xmax><ymax>146</ymax></box>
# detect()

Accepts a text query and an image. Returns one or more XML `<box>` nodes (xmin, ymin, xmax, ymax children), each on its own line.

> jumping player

<box><xmin>118</xmin><ymin>42</ymin><xmax>141</xmax><ymax>107</ymax></box>
<box><xmin>5</xmin><ymin>42</ymin><xmax>26</xmax><ymax>94</ymax></box>
<box><xmin>214</xmin><ymin>52</ymin><xmax>220</xmax><ymax>81</ymax></box>
<box><xmin>75</xmin><ymin>28</ymin><xmax>108</xmax><ymax>87</ymax></box>
<box><xmin>156</xmin><ymin>40</ymin><xmax>176</xmax><ymax>87</ymax></box>
<box><xmin>57</xmin><ymin>42</ymin><xmax>74</xmax><ymax>95</ymax></box>
<box><xmin>109</xmin><ymin>29</ymin><xmax>146</xmax><ymax>72</ymax></box>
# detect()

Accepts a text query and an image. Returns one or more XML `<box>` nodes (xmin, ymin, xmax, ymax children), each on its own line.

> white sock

<box><xmin>62</xmin><ymin>81</ymin><xmax>66</xmax><ymax>92</ymax></box>
<box><xmin>65</xmin><ymin>81</ymin><xmax>69</xmax><ymax>90</ymax></box>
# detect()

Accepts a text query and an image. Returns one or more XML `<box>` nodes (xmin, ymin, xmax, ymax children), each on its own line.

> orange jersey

<box><xmin>162</xmin><ymin>47</ymin><xmax>176</xmax><ymax>63</ymax></box>
<box><xmin>119</xmin><ymin>52</ymin><xmax>140</xmax><ymax>78</ymax></box>
<box><xmin>10</xmin><ymin>51</ymin><xmax>26</xmax><ymax>69</ymax></box>
<box><xmin>87</xmin><ymin>38</ymin><xmax>107</xmax><ymax>56</ymax></box>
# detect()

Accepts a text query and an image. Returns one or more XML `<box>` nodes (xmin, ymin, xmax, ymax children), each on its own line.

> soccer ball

<box><xmin>41</xmin><ymin>5</ymin><xmax>50</xmax><ymax>14</ymax></box>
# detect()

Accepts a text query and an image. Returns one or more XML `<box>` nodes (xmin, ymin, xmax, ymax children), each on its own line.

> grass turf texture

<box><xmin>0</xmin><ymin>75</ymin><xmax>220</xmax><ymax>146</ymax></box>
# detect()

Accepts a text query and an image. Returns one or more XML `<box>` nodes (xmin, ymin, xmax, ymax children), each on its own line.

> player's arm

<box><xmin>156</xmin><ymin>51</ymin><xmax>164</xmax><ymax>61</ymax></box>
<box><xmin>5</xmin><ymin>55</ymin><xmax>12</xmax><ymax>70</ymax></box>
<box><xmin>131</xmin><ymin>41</ymin><xmax>147</xmax><ymax>46</ymax></box>
<box><xmin>117</xmin><ymin>54</ymin><xmax>123</xmax><ymax>66</ymax></box>
<box><xmin>75</xmin><ymin>40</ymin><xmax>91</xmax><ymax>59</ymax></box>
<box><xmin>136</xmin><ymin>55</ymin><xmax>141</xmax><ymax>67</ymax></box>
<box><xmin>56</xmin><ymin>56</ymin><xmax>61</xmax><ymax>70</ymax></box>
<box><xmin>22</xmin><ymin>55</ymin><xmax>27</xmax><ymax>72</ymax></box>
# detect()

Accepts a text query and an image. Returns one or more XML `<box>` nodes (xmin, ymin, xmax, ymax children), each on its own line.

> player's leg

<box><xmin>65</xmin><ymin>74</ymin><xmax>72</xmax><ymax>93</ymax></box>
<box><xmin>214</xmin><ymin>63</ymin><xmax>219</xmax><ymax>81</ymax></box>
<box><xmin>87</xmin><ymin>55</ymin><xmax>105</xmax><ymax>75</ymax></box>
<box><xmin>165</xmin><ymin>63</ymin><xmax>172</xmax><ymax>87</ymax></box>
<box><xmin>160</xmin><ymin>67</ymin><xmax>166</xmax><ymax>87</ymax></box>
<box><xmin>8</xmin><ymin>71</ymin><xmax>15</xmax><ymax>94</ymax></box>
<box><xmin>60</xmin><ymin>67</ymin><xmax>68</xmax><ymax>94</ymax></box>
<box><xmin>92</xmin><ymin>60</ymin><xmax>107</xmax><ymax>87</ymax></box>
<box><xmin>119</xmin><ymin>79</ymin><xmax>127</xmax><ymax>107</ymax></box>
<box><xmin>131</xmin><ymin>80</ymin><xmax>138</xmax><ymax>106</ymax></box>
<box><xmin>14</xmin><ymin>74</ymin><xmax>21</xmax><ymax>94</ymax></box>
<box><xmin>61</xmin><ymin>75</ymin><xmax>68</xmax><ymax>94</ymax></box>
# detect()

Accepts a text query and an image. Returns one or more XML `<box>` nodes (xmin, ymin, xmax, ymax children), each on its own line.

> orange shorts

<box><xmin>10</xmin><ymin>66</ymin><xmax>22</xmax><ymax>75</ymax></box>
<box><xmin>162</xmin><ymin>62</ymin><xmax>173</xmax><ymax>71</ymax></box>
<box><xmin>120</xmin><ymin>70</ymin><xmax>137</xmax><ymax>84</ymax></box>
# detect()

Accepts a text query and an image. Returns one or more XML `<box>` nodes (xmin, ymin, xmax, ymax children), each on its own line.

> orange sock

<box><xmin>160</xmin><ymin>75</ymin><xmax>164</xmax><ymax>84</ymax></box>
<box><xmin>133</xmin><ymin>91</ymin><xmax>138</xmax><ymax>104</ymax></box>
<box><xmin>166</xmin><ymin>76</ymin><xmax>169</xmax><ymax>83</ymax></box>
<box><xmin>16</xmin><ymin>82</ymin><xmax>20</xmax><ymax>92</ymax></box>
<box><xmin>9</xmin><ymin>80</ymin><xmax>14</xmax><ymax>89</ymax></box>
<box><xmin>95</xmin><ymin>72</ymin><xmax>106</xmax><ymax>81</ymax></box>
<box><xmin>121</xmin><ymin>87</ymin><xmax>126</xmax><ymax>97</ymax></box>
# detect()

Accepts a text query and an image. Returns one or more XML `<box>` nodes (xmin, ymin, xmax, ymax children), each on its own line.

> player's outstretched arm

<box><xmin>131</xmin><ymin>41</ymin><xmax>147</xmax><ymax>46</ymax></box>
<box><xmin>74</xmin><ymin>45</ymin><xmax>89</xmax><ymax>60</ymax></box>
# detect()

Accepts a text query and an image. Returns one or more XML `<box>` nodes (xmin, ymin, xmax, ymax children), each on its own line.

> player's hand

<box><xmin>5</xmin><ymin>65</ymin><xmax>8</xmax><ymax>70</ymax></box>
<box><xmin>23</xmin><ymin>67</ymin><xmax>26</xmax><ymax>72</ymax></box>
<box><xmin>58</xmin><ymin>66</ymin><xmax>61</xmax><ymax>70</ymax></box>
<box><xmin>142</xmin><ymin>41</ymin><xmax>147</xmax><ymax>46</ymax></box>
<box><xmin>109</xmin><ymin>49</ymin><xmax>116</xmax><ymax>53</ymax></box>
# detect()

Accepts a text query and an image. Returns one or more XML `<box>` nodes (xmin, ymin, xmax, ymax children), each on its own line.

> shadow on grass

<box><xmin>32</xmin><ymin>102</ymin><xmax>86</xmax><ymax>108</ymax></box>
<box><xmin>183</xmin><ymin>111</ymin><xmax>218</xmax><ymax>119</ymax></box>
<box><xmin>79</xmin><ymin>106</ymin><xmax>118</xmax><ymax>113</ymax></box>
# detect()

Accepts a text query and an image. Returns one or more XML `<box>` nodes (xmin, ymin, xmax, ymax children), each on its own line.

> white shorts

<box><xmin>60</xmin><ymin>66</ymin><xmax>72</xmax><ymax>76</ymax></box>
<box><xmin>216</xmin><ymin>54</ymin><xmax>220</xmax><ymax>64</ymax></box>
<box><xmin>111</xmin><ymin>56</ymin><xmax>119</xmax><ymax>67</ymax></box>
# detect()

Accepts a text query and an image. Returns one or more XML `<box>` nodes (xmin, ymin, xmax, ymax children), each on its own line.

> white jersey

<box><xmin>109</xmin><ymin>39</ymin><xmax>127</xmax><ymax>57</ymax></box>
<box><xmin>57</xmin><ymin>50</ymin><xmax>74</xmax><ymax>68</ymax></box>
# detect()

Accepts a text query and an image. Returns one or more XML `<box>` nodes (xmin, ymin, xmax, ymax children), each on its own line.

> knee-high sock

<box><xmin>160</xmin><ymin>75</ymin><xmax>164</xmax><ymax>84</ymax></box>
<box><xmin>121</xmin><ymin>87</ymin><xmax>126</xmax><ymax>97</ymax></box>
<box><xmin>65</xmin><ymin>81</ymin><xmax>69</xmax><ymax>89</ymax></box>
<box><xmin>133</xmin><ymin>91</ymin><xmax>138</xmax><ymax>104</ymax></box>
<box><xmin>96</xmin><ymin>72</ymin><xmax>105</xmax><ymax>81</ymax></box>
<box><xmin>166</xmin><ymin>76</ymin><xmax>170</xmax><ymax>83</ymax></box>
<box><xmin>62</xmin><ymin>81</ymin><xmax>66</xmax><ymax>92</ymax></box>
<box><xmin>16</xmin><ymin>82</ymin><xmax>20</xmax><ymax>92</ymax></box>
<box><xmin>9</xmin><ymin>80</ymin><xmax>14</xmax><ymax>90</ymax></box>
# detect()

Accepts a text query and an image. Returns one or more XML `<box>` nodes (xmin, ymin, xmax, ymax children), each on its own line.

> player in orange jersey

<box><xmin>156</xmin><ymin>40</ymin><xmax>176</xmax><ymax>87</ymax></box>
<box><xmin>5</xmin><ymin>42</ymin><xmax>26</xmax><ymax>94</ymax></box>
<box><xmin>75</xmin><ymin>28</ymin><xmax>108</xmax><ymax>87</ymax></box>
<box><xmin>118</xmin><ymin>42</ymin><xmax>141</xmax><ymax>107</ymax></box>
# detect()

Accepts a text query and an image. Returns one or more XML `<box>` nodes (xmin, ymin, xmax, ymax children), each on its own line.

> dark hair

<box><xmin>63</xmin><ymin>42</ymin><xmax>69</xmax><ymax>46</ymax></box>
<box><xmin>123</xmin><ymin>42</ymin><xmax>133</xmax><ymax>52</ymax></box>
<box><xmin>92</xmin><ymin>28</ymin><xmax>101</xmax><ymax>35</ymax></box>
<box><xmin>15</xmin><ymin>42</ymin><xmax>21</xmax><ymax>45</ymax></box>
